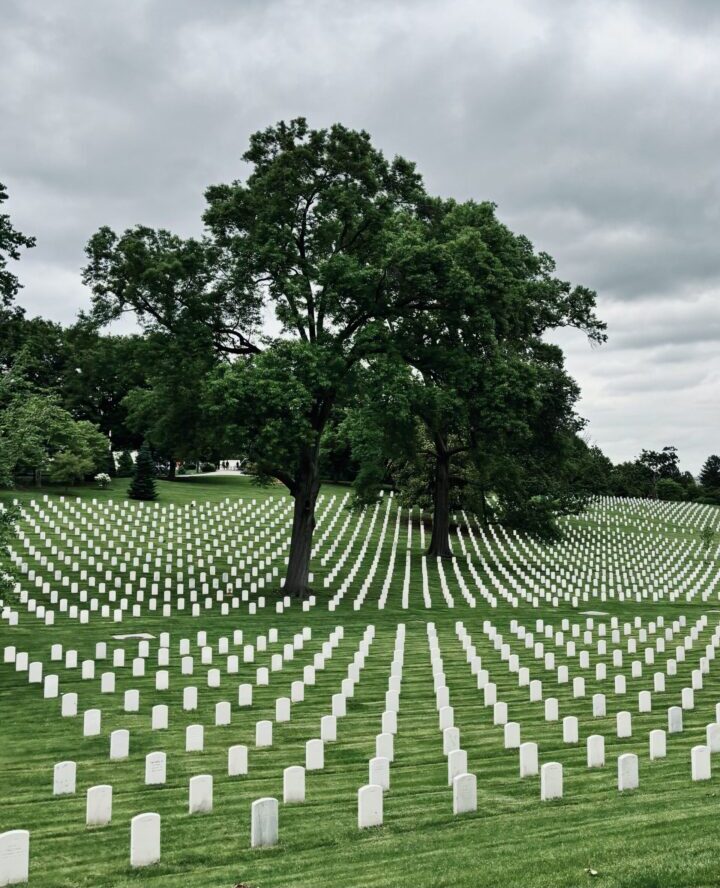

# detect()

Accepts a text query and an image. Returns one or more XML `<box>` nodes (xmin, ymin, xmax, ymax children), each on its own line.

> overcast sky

<box><xmin>2</xmin><ymin>0</ymin><xmax>719</xmax><ymax>472</ymax></box>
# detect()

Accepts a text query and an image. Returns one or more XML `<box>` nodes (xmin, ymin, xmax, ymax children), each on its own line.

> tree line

<box><xmin>1</xmin><ymin>119</ymin><xmax>716</xmax><ymax>597</ymax></box>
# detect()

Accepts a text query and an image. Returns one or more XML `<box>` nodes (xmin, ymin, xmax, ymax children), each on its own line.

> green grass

<box><xmin>1</xmin><ymin>477</ymin><xmax>720</xmax><ymax>887</ymax></box>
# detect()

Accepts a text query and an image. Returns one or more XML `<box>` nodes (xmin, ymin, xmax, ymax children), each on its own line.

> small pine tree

<box><xmin>128</xmin><ymin>443</ymin><xmax>157</xmax><ymax>501</ymax></box>
<box><xmin>117</xmin><ymin>449</ymin><xmax>135</xmax><ymax>477</ymax></box>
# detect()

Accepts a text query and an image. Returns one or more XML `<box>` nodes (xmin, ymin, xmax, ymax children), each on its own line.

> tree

<box><xmin>344</xmin><ymin>198</ymin><xmax>604</xmax><ymax>554</ymax></box>
<box><xmin>639</xmin><ymin>446</ymin><xmax>680</xmax><ymax>497</ymax></box>
<box><xmin>698</xmin><ymin>523</ymin><xmax>719</xmax><ymax>562</ymax></box>
<box><xmin>0</xmin><ymin>182</ymin><xmax>35</xmax><ymax>307</ymax></box>
<box><xmin>122</xmin><ymin>331</ymin><xmax>218</xmax><ymax>478</ymax></box>
<box><xmin>116</xmin><ymin>449</ymin><xmax>134</xmax><ymax>477</ymax></box>
<box><xmin>700</xmin><ymin>455</ymin><xmax>720</xmax><ymax>491</ymax></box>
<box><xmin>610</xmin><ymin>460</ymin><xmax>654</xmax><ymax>498</ymax></box>
<box><xmin>656</xmin><ymin>478</ymin><xmax>686</xmax><ymax>502</ymax></box>
<box><xmin>0</xmin><ymin>503</ymin><xmax>20</xmax><ymax>598</ymax></box>
<box><xmin>85</xmin><ymin>118</ymin><xmax>428</xmax><ymax>597</ymax></box>
<box><xmin>61</xmin><ymin>325</ymin><xmax>150</xmax><ymax>451</ymax></box>
<box><xmin>127</xmin><ymin>442</ymin><xmax>157</xmax><ymax>501</ymax></box>
<box><xmin>0</xmin><ymin>394</ymin><xmax>109</xmax><ymax>487</ymax></box>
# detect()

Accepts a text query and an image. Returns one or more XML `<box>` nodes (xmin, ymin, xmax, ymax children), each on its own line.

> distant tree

<box><xmin>700</xmin><ymin>455</ymin><xmax>720</xmax><ymax>491</ymax></box>
<box><xmin>121</xmin><ymin>332</ymin><xmax>217</xmax><ymax>478</ymax></box>
<box><xmin>656</xmin><ymin>478</ymin><xmax>686</xmax><ymax>502</ymax></box>
<box><xmin>638</xmin><ymin>446</ymin><xmax>680</xmax><ymax>497</ymax></box>
<box><xmin>0</xmin><ymin>181</ymin><xmax>35</xmax><ymax>307</ymax></box>
<box><xmin>116</xmin><ymin>449</ymin><xmax>134</xmax><ymax>477</ymax></box>
<box><xmin>609</xmin><ymin>461</ymin><xmax>654</xmax><ymax>498</ymax></box>
<box><xmin>677</xmin><ymin>470</ymin><xmax>698</xmax><ymax>500</ymax></box>
<box><xmin>127</xmin><ymin>442</ymin><xmax>157</xmax><ymax>501</ymax></box>
<box><xmin>564</xmin><ymin>439</ymin><xmax>613</xmax><ymax>496</ymax></box>
<box><xmin>61</xmin><ymin>325</ymin><xmax>149</xmax><ymax>450</ymax></box>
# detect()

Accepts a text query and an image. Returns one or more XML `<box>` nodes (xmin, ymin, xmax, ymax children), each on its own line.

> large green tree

<box><xmin>345</xmin><ymin>199</ymin><xmax>604</xmax><ymax>555</ymax></box>
<box><xmin>84</xmin><ymin>118</ymin><xmax>430</xmax><ymax>597</ymax></box>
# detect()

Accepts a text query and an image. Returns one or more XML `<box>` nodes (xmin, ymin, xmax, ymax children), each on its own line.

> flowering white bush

<box><xmin>95</xmin><ymin>473</ymin><xmax>111</xmax><ymax>489</ymax></box>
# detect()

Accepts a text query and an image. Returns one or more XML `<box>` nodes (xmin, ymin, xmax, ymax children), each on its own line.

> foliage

<box><xmin>655</xmin><ymin>477</ymin><xmax>686</xmax><ymax>502</ymax></box>
<box><xmin>699</xmin><ymin>455</ymin><xmax>720</xmax><ymax>497</ymax></box>
<box><xmin>127</xmin><ymin>442</ymin><xmax>156</xmax><ymax>498</ymax></box>
<box><xmin>121</xmin><ymin>331</ymin><xmax>218</xmax><ymax>473</ymax></box>
<box><xmin>0</xmin><ymin>502</ymin><xmax>20</xmax><ymax>597</ymax></box>
<box><xmin>127</xmin><ymin>441</ymin><xmax>157</xmax><ymax>501</ymax></box>
<box><xmin>84</xmin><ymin>118</ymin><xmax>435</xmax><ymax>594</ymax></box>
<box><xmin>638</xmin><ymin>446</ymin><xmax>680</xmax><ymax>497</ymax></box>
<box><xmin>0</xmin><ymin>393</ymin><xmax>109</xmax><ymax>486</ymax></box>
<box><xmin>0</xmin><ymin>182</ymin><xmax>35</xmax><ymax>307</ymax></box>
<box><xmin>95</xmin><ymin>473</ymin><xmax>111</xmax><ymax>489</ymax></box>
<box><xmin>698</xmin><ymin>523</ymin><xmax>719</xmax><ymax>561</ymax></box>
<box><xmin>116</xmin><ymin>449</ymin><xmax>134</xmax><ymax>477</ymax></box>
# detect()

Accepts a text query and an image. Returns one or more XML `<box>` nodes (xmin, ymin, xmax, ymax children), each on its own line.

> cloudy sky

<box><xmin>2</xmin><ymin>0</ymin><xmax>719</xmax><ymax>472</ymax></box>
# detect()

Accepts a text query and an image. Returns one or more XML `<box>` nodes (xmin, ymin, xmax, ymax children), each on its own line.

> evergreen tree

<box><xmin>116</xmin><ymin>449</ymin><xmax>134</xmax><ymax>477</ymax></box>
<box><xmin>699</xmin><ymin>455</ymin><xmax>720</xmax><ymax>491</ymax></box>
<box><xmin>127</xmin><ymin>442</ymin><xmax>156</xmax><ymax>501</ymax></box>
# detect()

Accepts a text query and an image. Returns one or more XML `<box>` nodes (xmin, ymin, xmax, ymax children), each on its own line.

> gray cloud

<box><xmin>1</xmin><ymin>0</ymin><xmax>719</xmax><ymax>471</ymax></box>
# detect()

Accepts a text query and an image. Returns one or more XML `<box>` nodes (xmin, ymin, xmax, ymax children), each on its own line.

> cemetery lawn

<box><xmin>2</xmin><ymin>477</ymin><xmax>720</xmax><ymax>888</ymax></box>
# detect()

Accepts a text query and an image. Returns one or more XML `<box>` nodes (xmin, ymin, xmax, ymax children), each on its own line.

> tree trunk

<box><xmin>168</xmin><ymin>459</ymin><xmax>176</xmax><ymax>481</ymax></box>
<box><xmin>428</xmin><ymin>440</ymin><xmax>453</xmax><ymax>558</ymax></box>
<box><xmin>283</xmin><ymin>446</ymin><xmax>321</xmax><ymax>598</ymax></box>
<box><xmin>478</xmin><ymin>484</ymin><xmax>488</xmax><ymax>525</ymax></box>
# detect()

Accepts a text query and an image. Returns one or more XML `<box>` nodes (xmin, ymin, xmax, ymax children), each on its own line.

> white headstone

<box><xmin>255</xmin><ymin>720</ymin><xmax>272</xmax><ymax>748</ymax></box>
<box><xmin>186</xmin><ymin>724</ymin><xmax>204</xmax><ymax>752</ymax></box>
<box><xmin>540</xmin><ymin>762</ymin><xmax>563</xmax><ymax>801</ymax></box>
<box><xmin>228</xmin><ymin>744</ymin><xmax>248</xmax><ymax>776</ymax></box>
<box><xmin>358</xmin><ymin>784</ymin><xmax>383</xmax><ymax>829</ymax></box>
<box><xmin>283</xmin><ymin>766</ymin><xmax>306</xmax><ymax>803</ymax></box>
<box><xmin>448</xmin><ymin>749</ymin><xmax>468</xmax><ymax>785</ymax></box>
<box><xmin>321</xmin><ymin>715</ymin><xmax>337</xmax><ymax>742</ymax></box>
<box><xmin>130</xmin><ymin>812</ymin><xmax>160</xmax><ymax>867</ymax></box>
<box><xmin>83</xmin><ymin>709</ymin><xmax>101</xmax><ymax>737</ymax></box>
<box><xmin>61</xmin><ymin>693</ymin><xmax>78</xmax><ymax>717</ymax></box>
<box><xmin>369</xmin><ymin>756</ymin><xmax>390</xmax><ymax>791</ymax></box>
<box><xmin>668</xmin><ymin>706</ymin><xmax>683</xmax><ymax>734</ymax></box>
<box><xmin>86</xmin><ymin>785</ymin><xmax>112</xmax><ymax>827</ymax></box>
<box><xmin>53</xmin><ymin>760</ymin><xmax>76</xmax><ymax>796</ymax></box>
<box><xmin>376</xmin><ymin>732</ymin><xmax>394</xmax><ymax>762</ymax></box>
<box><xmin>189</xmin><ymin>774</ymin><xmax>213</xmax><ymax>813</ymax></box>
<box><xmin>251</xmin><ymin>797</ymin><xmax>278</xmax><ymax>847</ymax></box>
<box><xmin>306</xmin><ymin>738</ymin><xmax>324</xmax><ymax>770</ymax></box>
<box><xmin>618</xmin><ymin>753</ymin><xmax>639</xmax><ymax>791</ymax></box>
<box><xmin>0</xmin><ymin>830</ymin><xmax>29</xmax><ymax>887</ymax></box>
<box><xmin>519</xmin><ymin>741</ymin><xmax>538</xmax><ymax>777</ymax></box>
<box><xmin>453</xmin><ymin>772</ymin><xmax>477</xmax><ymax>815</ymax></box>
<box><xmin>145</xmin><ymin>752</ymin><xmax>166</xmax><ymax>785</ymax></box>
<box><xmin>616</xmin><ymin>711</ymin><xmax>632</xmax><ymax>738</ymax></box>
<box><xmin>691</xmin><ymin>745</ymin><xmax>711</xmax><ymax>782</ymax></box>
<box><xmin>110</xmin><ymin>729</ymin><xmax>129</xmax><ymax>760</ymax></box>
<box><xmin>151</xmin><ymin>705</ymin><xmax>168</xmax><ymax>730</ymax></box>
<box><xmin>649</xmin><ymin>728</ymin><xmax>666</xmax><ymax>760</ymax></box>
